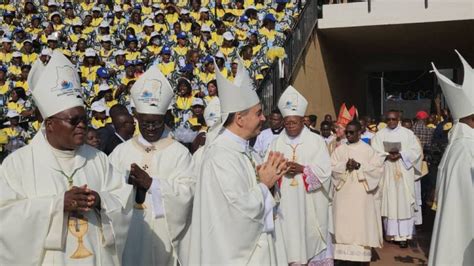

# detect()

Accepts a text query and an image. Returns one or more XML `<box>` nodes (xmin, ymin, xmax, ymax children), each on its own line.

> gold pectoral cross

<box><xmin>289</xmin><ymin>144</ymin><xmax>301</xmax><ymax>186</ymax></box>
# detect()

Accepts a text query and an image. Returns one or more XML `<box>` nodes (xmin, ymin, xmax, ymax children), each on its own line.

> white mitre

<box><xmin>278</xmin><ymin>85</ymin><xmax>308</xmax><ymax>117</ymax></box>
<box><xmin>27</xmin><ymin>58</ymin><xmax>46</xmax><ymax>91</ymax></box>
<box><xmin>215</xmin><ymin>57</ymin><xmax>259</xmax><ymax>115</ymax></box>
<box><xmin>432</xmin><ymin>50</ymin><xmax>474</xmax><ymax>120</ymax></box>
<box><xmin>204</xmin><ymin>97</ymin><xmax>221</xmax><ymax>128</ymax></box>
<box><xmin>130</xmin><ymin>66</ymin><xmax>174</xmax><ymax>115</ymax></box>
<box><xmin>31</xmin><ymin>50</ymin><xmax>84</xmax><ymax>118</ymax></box>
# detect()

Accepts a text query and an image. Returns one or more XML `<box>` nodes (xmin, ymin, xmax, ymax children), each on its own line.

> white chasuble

<box><xmin>0</xmin><ymin>129</ymin><xmax>133</xmax><ymax>265</ymax></box>
<box><xmin>371</xmin><ymin>125</ymin><xmax>422</xmax><ymax>240</ymax></box>
<box><xmin>331</xmin><ymin>141</ymin><xmax>384</xmax><ymax>261</ymax></box>
<box><xmin>108</xmin><ymin>131</ymin><xmax>195</xmax><ymax>266</ymax></box>
<box><xmin>186</xmin><ymin>130</ymin><xmax>280</xmax><ymax>265</ymax></box>
<box><xmin>267</xmin><ymin>127</ymin><xmax>332</xmax><ymax>264</ymax></box>
<box><xmin>429</xmin><ymin>123</ymin><xmax>474</xmax><ymax>266</ymax></box>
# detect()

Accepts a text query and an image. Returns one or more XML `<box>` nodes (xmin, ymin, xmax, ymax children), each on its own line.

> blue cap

<box><xmin>240</xmin><ymin>15</ymin><xmax>249</xmax><ymax>23</ymax></box>
<box><xmin>161</xmin><ymin>46</ymin><xmax>171</xmax><ymax>55</ymax></box>
<box><xmin>276</xmin><ymin>0</ymin><xmax>289</xmax><ymax>3</ymax></box>
<box><xmin>14</xmin><ymin>28</ymin><xmax>24</xmax><ymax>34</ymax></box>
<box><xmin>125</xmin><ymin>61</ymin><xmax>135</xmax><ymax>67</ymax></box>
<box><xmin>180</xmin><ymin>63</ymin><xmax>194</xmax><ymax>73</ymax></box>
<box><xmin>203</xmin><ymin>55</ymin><xmax>213</xmax><ymax>64</ymax></box>
<box><xmin>64</xmin><ymin>3</ymin><xmax>73</xmax><ymax>9</ymax></box>
<box><xmin>135</xmin><ymin>59</ymin><xmax>144</xmax><ymax>65</ymax></box>
<box><xmin>96</xmin><ymin>67</ymin><xmax>109</xmax><ymax>78</ymax></box>
<box><xmin>126</xmin><ymin>34</ymin><xmax>138</xmax><ymax>43</ymax></box>
<box><xmin>32</xmin><ymin>15</ymin><xmax>41</xmax><ymax>21</ymax></box>
<box><xmin>0</xmin><ymin>65</ymin><xmax>7</xmax><ymax>73</ymax></box>
<box><xmin>133</xmin><ymin>4</ymin><xmax>141</xmax><ymax>10</ymax></box>
<box><xmin>3</xmin><ymin>11</ymin><xmax>14</xmax><ymax>17</ymax></box>
<box><xmin>177</xmin><ymin>32</ymin><xmax>187</xmax><ymax>39</ymax></box>
<box><xmin>264</xmin><ymin>14</ymin><xmax>277</xmax><ymax>22</ymax></box>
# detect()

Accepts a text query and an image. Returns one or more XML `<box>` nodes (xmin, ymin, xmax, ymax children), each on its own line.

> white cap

<box><xmin>150</xmin><ymin>32</ymin><xmax>160</xmax><ymax>39</ymax></box>
<box><xmin>192</xmin><ymin>98</ymin><xmax>205</xmax><ymax>107</ymax></box>
<box><xmin>114</xmin><ymin>49</ymin><xmax>126</xmax><ymax>56</ymax></box>
<box><xmin>215</xmin><ymin>51</ymin><xmax>225</xmax><ymax>59</ymax></box>
<box><xmin>278</xmin><ymin>85</ymin><xmax>308</xmax><ymax>117</ymax></box>
<box><xmin>154</xmin><ymin>10</ymin><xmax>163</xmax><ymax>16</ymax></box>
<box><xmin>41</xmin><ymin>48</ymin><xmax>53</xmax><ymax>56</ymax></box>
<box><xmin>1</xmin><ymin>37</ymin><xmax>12</xmax><ymax>43</ymax></box>
<box><xmin>91</xmin><ymin>101</ymin><xmax>107</xmax><ymax>113</ymax></box>
<box><xmin>6</xmin><ymin>110</ymin><xmax>19</xmax><ymax>118</ymax></box>
<box><xmin>201</xmin><ymin>24</ymin><xmax>211</xmax><ymax>32</ymax></box>
<box><xmin>432</xmin><ymin>50</ymin><xmax>474</xmax><ymax>120</ymax></box>
<box><xmin>143</xmin><ymin>19</ymin><xmax>154</xmax><ymax>27</ymax></box>
<box><xmin>181</xmin><ymin>9</ymin><xmax>190</xmax><ymax>15</ymax></box>
<box><xmin>99</xmin><ymin>21</ymin><xmax>110</xmax><ymax>28</ymax></box>
<box><xmin>72</xmin><ymin>20</ymin><xmax>83</xmax><ymax>26</ymax></box>
<box><xmin>223</xmin><ymin>32</ymin><xmax>234</xmax><ymax>41</ymax></box>
<box><xmin>92</xmin><ymin>6</ymin><xmax>101</xmax><ymax>12</ymax></box>
<box><xmin>99</xmin><ymin>84</ymin><xmax>111</xmax><ymax>92</ymax></box>
<box><xmin>204</xmin><ymin>97</ymin><xmax>221</xmax><ymax>127</ymax></box>
<box><xmin>47</xmin><ymin>0</ymin><xmax>59</xmax><ymax>6</ymax></box>
<box><xmin>101</xmin><ymin>35</ymin><xmax>111</xmax><ymax>42</ymax></box>
<box><xmin>47</xmin><ymin>34</ymin><xmax>58</xmax><ymax>41</ymax></box>
<box><xmin>245</xmin><ymin>5</ymin><xmax>257</xmax><ymax>11</ymax></box>
<box><xmin>85</xmin><ymin>48</ymin><xmax>96</xmax><ymax>57</ymax></box>
<box><xmin>113</xmin><ymin>5</ymin><xmax>122</xmax><ymax>12</ymax></box>
<box><xmin>199</xmin><ymin>7</ymin><xmax>209</xmax><ymax>13</ymax></box>
<box><xmin>32</xmin><ymin>50</ymin><xmax>84</xmax><ymax>118</ymax></box>
<box><xmin>12</xmin><ymin>51</ymin><xmax>22</xmax><ymax>58</ymax></box>
<box><xmin>131</xmin><ymin>66</ymin><xmax>174</xmax><ymax>115</ymax></box>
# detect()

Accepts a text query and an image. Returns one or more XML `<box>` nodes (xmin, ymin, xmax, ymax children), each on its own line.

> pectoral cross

<box><xmin>289</xmin><ymin>144</ymin><xmax>301</xmax><ymax>186</ymax></box>
<box><xmin>145</xmin><ymin>147</ymin><xmax>153</xmax><ymax>153</ymax></box>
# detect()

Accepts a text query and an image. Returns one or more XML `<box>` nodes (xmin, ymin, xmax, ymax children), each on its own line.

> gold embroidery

<box><xmin>288</xmin><ymin>143</ymin><xmax>301</xmax><ymax>186</ymax></box>
<box><xmin>68</xmin><ymin>216</ymin><xmax>92</xmax><ymax>259</ymax></box>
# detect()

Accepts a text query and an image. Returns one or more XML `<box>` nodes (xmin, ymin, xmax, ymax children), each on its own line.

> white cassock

<box><xmin>109</xmin><ymin>129</ymin><xmax>195</xmax><ymax>266</ymax></box>
<box><xmin>0</xmin><ymin>128</ymin><xmax>132</xmax><ymax>265</ymax></box>
<box><xmin>253</xmin><ymin>128</ymin><xmax>283</xmax><ymax>158</ymax></box>
<box><xmin>429</xmin><ymin>123</ymin><xmax>474</xmax><ymax>266</ymax></box>
<box><xmin>187</xmin><ymin>129</ymin><xmax>280</xmax><ymax>265</ymax></box>
<box><xmin>267</xmin><ymin>127</ymin><xmax>332</xmax><ymax>264</ymax></box>
<box><xmin>371</xmin><ymin>125</ymin><xmax>422</xmax><ymax>241</ymax></box>
<box><xmin>331</xmin><ymin>141</ymin><xmax>384</xmax><ymax>262</ymax></box>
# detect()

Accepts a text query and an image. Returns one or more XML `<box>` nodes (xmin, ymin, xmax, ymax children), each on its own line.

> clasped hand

<box><xmin>129</xmin><ymin>163</ymin><xmax>153</xmax><ymax>191</ymax></box>
<box><xmin>64</xmin><ymin>185</ymin><xmax>100</xmax><ymax>212</ymax></box>
<box><xmin>346</xmin><ymin>158</ymin><xmax>360</xmax><ymax>172</ymax></box>
<box><xmin>386</xmin><ymin>152</ymin><xmax>401</xmax><ymax>162</ymax></box>
<box><xmin>257</xmin><ymin>151</ymin><xmax>290</xmax><ymax>188</ymax></box>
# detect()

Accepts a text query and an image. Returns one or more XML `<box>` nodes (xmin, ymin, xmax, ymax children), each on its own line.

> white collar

<box><xmin>114</xmin><ymin>132</ymin><xmax>126</xmax><ymax>143</ymax></box>
<box><xmin>223</xmin><ymin>129</ymin><xmax>249</xmax><ymax>152</ymax></box>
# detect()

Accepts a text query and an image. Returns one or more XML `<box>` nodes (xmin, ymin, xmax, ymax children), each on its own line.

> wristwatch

<box><xmin>355</xmin><ymin>163</ymin><xmax>361</xmax><ymax>170</ymax></box>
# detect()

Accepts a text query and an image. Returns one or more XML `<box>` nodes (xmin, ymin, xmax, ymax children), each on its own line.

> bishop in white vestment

<box><xmin>187</xmin><ymin>58</ymin><xmax>287</xmax><ymax>265</ymax></box>
<box><xmin>0</xmin><ymin>51</ymin><xmax>132</xmax><ymax>265</ymax></box>
<box><xmin>267</xmin><ymin>86</ymin><xmax>333</xmax><ymax>265</ymax></box>
<box><xmin>429</xmin><ymin>51</ymin><xmax>474</xmax><ymax>265</ymax></box>
<box><xmin>109</xmin><ymin>66</ymin><xmax>195</xmax><ymax>266</ymax></box>
<box><xmin>371</xmin><ymin>111</ymin><xmax>422</xmax><ymax>246</ymax></box>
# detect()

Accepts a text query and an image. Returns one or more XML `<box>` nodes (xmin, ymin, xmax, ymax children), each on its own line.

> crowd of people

<box><xmin>0</xmin><ymin>47</ymin><xmax>472</xmax><ymax>266</ymax></box>
<box><xmin>0</xmin><ymin>2</ymin><xmax>472</xmax><ymax>266</ymax></box>
<box><xmin>0</xmin><ymin>0</ymin><xmax>305</xmax><ymax>157</ymax></box>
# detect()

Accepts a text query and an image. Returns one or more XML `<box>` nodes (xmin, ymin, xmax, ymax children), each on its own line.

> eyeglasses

<box><xmin>50</xmin><ymin>115</ymin><xmax>88</xmax><ymax>127</ymax></box>
<box><xmin>345</xmin><ymin>130</ymin><xmax>357</xmax><ymax>135</ymax></box>
<box><xmin>140</xmin><ymin>120</ymin><xmax>164</xmax><ymax>129</ymax></box>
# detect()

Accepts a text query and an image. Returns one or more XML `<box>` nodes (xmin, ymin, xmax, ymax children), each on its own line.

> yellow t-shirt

<box><xmin>81</xmin><ymin>2</ymin><xmax>94</xmax><ymax>11</ymax></box>
<box><xmin>125</xmin><ymin>51</ymin><xmax>141</xmax><ymax>61</ymax></box>
<box><xmin>91</xmin><ymin>17</ymin><xmax>104</xmax><ymax>28</ymax></box>
<box><xmin>7</xmin><ymin>101</ymin><xmax>25</xmax><ymax>113</ymax></box>
<box><xmin>22</xmin><ymin>53</ymin><xmax>38</xmax><ymax>65</ymax></box>
<box><xmin>80</xmin><ymin>66</ymin><xmax>100</xmax><ymax>82</ymax></box>
<box><xmin>173</xmin><ymin>46</ymin><xmax>188</xmax><ymax>57</ymax></box>
<box><xmin>0</xmin><ymin>83</ymin><xmax>9</xmax><ymax>94</ymax></box>
<box><xmin>0</xmin><ymin>52</ymin><xmax>12</xmax><ymax>64</ymax></box>
<box><xmin>175</xmin><ymin>96</ymin><xmax>195</xmax><ymax>110</ymax></box>
<box><xmin>14</xmin><ymin>80</ymin><xmax>29</xmax><ymax>92</ymax></box>
<box><xmin>165</xmin><ymin>13</ymin><xmax>179</xmax><ymax>25</ymax></box>
<box><xmin>128</xmin><ymin>23</ymin><xmax>143</xmax><ymax>34</ymax></box>
<box><xmin>91</xmin><ymin>117</ymin><xmax>106</xmax><ymax>129</ymax></box>
<box><xmin>159</xmin><ymin>61</ymin><xmax>176</xmax><ymax>77</ymax></box>
<box><xmin>8</xmin><ymin>65</ymin><xmax>22</xmax><ymax>77</ymax></box>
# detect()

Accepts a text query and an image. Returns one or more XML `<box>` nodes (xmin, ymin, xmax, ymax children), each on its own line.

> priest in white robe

<box><xmin>109</xmin><ymin>66</ymin><xmax>195</xmax><ymax>266</ymax></box>
<box><xmin>0</xmin><ymin>51</ymin><xmax>132</xmax><ymax>265</ymax></box>
<box><xmin>267</xmin><ymin>86</ymin><xmax>333</xmax><ymax>265</ymax></box>
<box><xmin>429</xmin><ymin>51</ymin><xmax>474</xmax><ymax>265</ymax></box>
<box><xmin>371</xmin><ymin>110</ymin><xmax>422</xmax><ymax>248</ymax></box>
<box><xmin>331</xmin><ymin>120</ymin><xmax>384</xmax><ymax>262</ymax></box>
<box><xmin>186</xmin><ymin>58</ymin><xmax>288</xmax><ymax>265</ymax></box>
<box><xmin>253</xmin><ymin>109</ymin><xmax>284</xmax><ymax>158</ymax></box>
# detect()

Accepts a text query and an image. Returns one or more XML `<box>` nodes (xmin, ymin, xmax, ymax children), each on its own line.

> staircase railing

<box><xmin>258</xmin><ymin>0</ymin><xmax>319</xmax><ymax>114</ymax></box>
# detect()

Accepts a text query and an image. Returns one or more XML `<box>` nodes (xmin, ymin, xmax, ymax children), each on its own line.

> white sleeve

<box><xmin>148</xmin><ymin>178</ymin><xmax>165</xmax><ymax>218</ymax></box>
<box><xmin>258</xmin><ymin>183</ymin><xmax>276</xmax><ymax>233</ymax></box>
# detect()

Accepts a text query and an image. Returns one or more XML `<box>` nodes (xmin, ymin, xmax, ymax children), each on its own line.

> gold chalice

<box><xmin>68</xmin><ymin>216</ymin><xmax>93</xmax><ymax>259</ymax></box>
